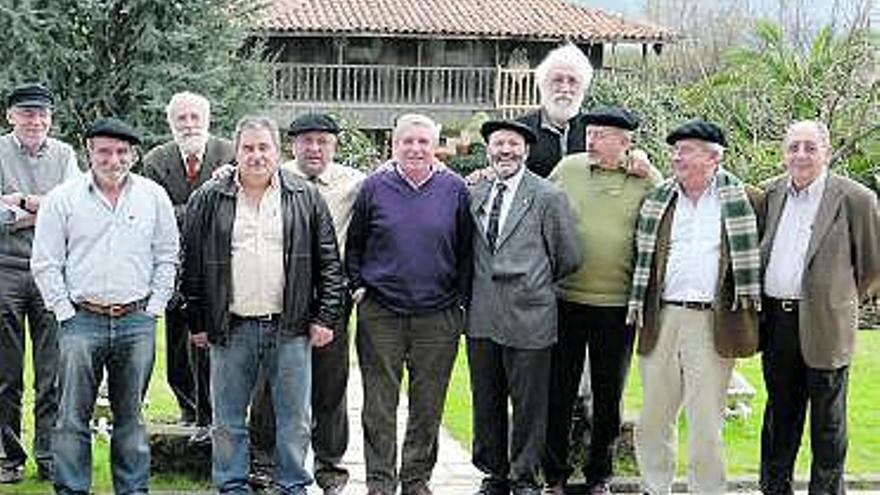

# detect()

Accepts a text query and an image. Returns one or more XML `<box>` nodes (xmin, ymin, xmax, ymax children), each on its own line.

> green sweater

<box><xmin>549</xmin><ymin>153</ymin><xmax>662</xmax><ymax>306</ymax></box>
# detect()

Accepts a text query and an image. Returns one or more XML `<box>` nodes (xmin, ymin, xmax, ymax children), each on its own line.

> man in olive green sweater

<box><xmin>542</xmin><ymin>105</ymin><xmax>662</xmax><ymax>495</ymax></box>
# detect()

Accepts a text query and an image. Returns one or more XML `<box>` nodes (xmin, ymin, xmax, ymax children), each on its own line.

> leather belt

<box><xmin>664</xmin><ymin>300</ymin><xmax>713</xmax><ymax>311</ymax></box>
<box><xmin>76</xmin><ymin>299</ymin><xmax>147</xmax><ymax>318</ymax></box>
<box><xmin>231</xmin><ymin>313</ymin><xmax>280</xmax><ymax>323</ymax></box>
<box><xmin>765</xmin><ymin>297</ymin><xmax>799</xmax><ymax>313</ymax></box>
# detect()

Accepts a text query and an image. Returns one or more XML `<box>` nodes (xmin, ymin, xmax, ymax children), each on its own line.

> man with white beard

<box><xmin>142</xmin><ymin>92</ymin><xmax>234</xmax><ymax>433</ymax></box>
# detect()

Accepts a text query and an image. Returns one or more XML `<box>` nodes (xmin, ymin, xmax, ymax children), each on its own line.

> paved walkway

<box><xmin>306</xmin><ymin>359</ymin><xmax>482</xmax><ymax>494</ymax></box>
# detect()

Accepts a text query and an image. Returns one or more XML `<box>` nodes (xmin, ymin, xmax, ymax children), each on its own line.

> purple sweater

<box><xmin>345</xmin><ymin>167</ymin><xmax>473</xmax><ymax>315</ymax></box>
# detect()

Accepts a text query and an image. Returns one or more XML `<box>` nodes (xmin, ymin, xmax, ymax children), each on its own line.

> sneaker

<box><xmin>0</xmin><ymin>464</ymin><xmax>23</xmax><ymax>484</ymax></box>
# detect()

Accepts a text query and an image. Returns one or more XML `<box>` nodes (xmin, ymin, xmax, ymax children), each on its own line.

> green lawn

<box><xmin>1</xmin><ymin>319</ymin><xmax>209</xmax><ymax>494</ymax></box>
<box><xmin>442</xmin><ymin>330</ymin><xmax>880</xmax><ymax>476</ymax></box>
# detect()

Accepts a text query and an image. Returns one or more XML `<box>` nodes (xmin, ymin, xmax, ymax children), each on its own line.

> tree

<box><xmin>0</xmin><ymin>0</ymin><xmax>271</xmax><ymax>150</ymax></box>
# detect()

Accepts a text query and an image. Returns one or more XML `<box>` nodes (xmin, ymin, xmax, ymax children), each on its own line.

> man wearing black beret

<box><xmin>0</xmin><ymin>83</ymin><xmax>80</xmax><ymax>483</ymax></box>
<box><xmin>543</xmin><ymin>104</ymin><xmax>662</xmax><ymax>495</ymax></box>
<box><xmin>31</xmin><ymin>117</ymin><xmax>179</xmax><ymax>494</ymax></box>
<box><xmin>467</xmin><ymin>120</ymin><xmax>582</xmax><ymax>495</ymax></box>
<box><xmin>626</xmin><ymin>118</ymin><xmax>760</xmax><ymax>494</ymax></box>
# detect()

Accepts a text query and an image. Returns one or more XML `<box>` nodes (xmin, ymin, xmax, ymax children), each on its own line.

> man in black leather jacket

<box><xmin>181</xmin><ymin>115</ymin><xmax>343</xmax><ymax>494</ymax></box>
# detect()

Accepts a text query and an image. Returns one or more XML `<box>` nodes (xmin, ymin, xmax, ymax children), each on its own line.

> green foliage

<box><xmin>0</xmin><ymin>0</ymin><xmax>271</xmax><ymax>150</ymax></box>
<box><xmin>332</xmin><ymin>112</ymin><xmax>383</xmax><ymax>171</ymax></box>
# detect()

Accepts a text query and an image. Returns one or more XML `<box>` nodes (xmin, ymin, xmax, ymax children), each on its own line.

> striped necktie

<box><xmin>486</xmin><ymin>182</ymin><xmax>507</xmax><ymax>253</ymax></box>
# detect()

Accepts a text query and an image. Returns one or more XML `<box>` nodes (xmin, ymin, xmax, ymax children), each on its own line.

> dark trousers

<box><xmin>543</xmin><ymin>302</ymin><xmax>635</xmax><ymax>486</ymax></box>
<box><xmin>468</xmin><ymin>337</ymin><xmax>551</xmax><ymax>492</ymax></box>
<box><xmin>251</xmin><ymin>292</ymin><xmax>353</xmax><ymax>489</ymax></box>
<box><xmin>165</xmin><ymin>302</ymin><xmax>211</xmax><ymax>425</ymax></box>
<box><xmin>0</xmin><ymin>267</ymin><xmax>58</xmax><ymax>466</ymax></box>
<box><xmin>356</xmin><ymin>294</ymin><xmax>462</xmax><ymax>495</ymax></box>
<box><xmin>760</xmin><ymin>304</ymin><xmax>849</xmax><ymax>495</ymax></box>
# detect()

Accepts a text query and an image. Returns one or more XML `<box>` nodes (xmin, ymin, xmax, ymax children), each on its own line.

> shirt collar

<box><xmin>234</xmin><ymin>169</ymin><xmax>281</xmax><ymax>192</ymax></box>
<box><xmin>12</xmin><ymin>134</ymin><xmax>49</xmax><ymax>157</ymax></box>
<box><xmin>787</xmin><ymin>168</ymin><xmax>827</xmax><ymax>198</ymax></box>
<box><xmin>395</xmin><ymin>161</ymin><xmax>436</xmax><ymax>189</ymax></box>
<box><xmin>291</xmin><ymin>161</ymin><xmax>337</xmax><ymax>186</ymax></box>
<box><xmin>492</xmin><ymin>164</ymin><xmax>526</xmax><ymax>196</ymax></box>
<box><xmin>674</xmin><ymin>167</ymin><xmax>720</xmax><ymax>201</ymax></box>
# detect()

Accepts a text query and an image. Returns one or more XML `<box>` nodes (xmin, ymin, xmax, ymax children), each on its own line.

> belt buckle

<box><xmin>255</xmin><ymin>314</ymin><xmax>275</xmax><ymax>322</ymax></box>
<box><xmin>780</xmin><ymin>300</ymin><xmax>795</xmax><ymax>313</ymax></box>
<box><xmin>108</xmin><ymin>304</ymin><xmax>127</xmax><ymax>317</ymax></box>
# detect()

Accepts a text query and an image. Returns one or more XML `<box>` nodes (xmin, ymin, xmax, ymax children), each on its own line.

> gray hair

<box><xmin>535</xmin><ymin>43</ymin><xmax>594</xmax><ymax>92</ymax></box>
<box><xmin>785</xmin><ymin>120</ymin><xmax>831</xmax><ymax>149</ymax></box>
<box><xmin>392</xmin><ymin>113</ymin><xmax>441</xmax><ymax>145</ymax></box>
<box><xmin>166</xmin><ymin>91</ymin><xmax>210</xmax><ymax>127</ymax></box>
<box><xmin>233</xmin><ymin>115</ymin><xmax>281</xmax><ymax>153</ymax></box>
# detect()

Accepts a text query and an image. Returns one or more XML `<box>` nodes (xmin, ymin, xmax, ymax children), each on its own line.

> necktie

<box><xmin>486</xmin><ymin>182</ymin><xmax>507</xmax><ymax>253</ymax></box>
<box><xmin>185</xmin><ymin>154</ymin><xmax>200</xmax><ymax>184</ymax></box>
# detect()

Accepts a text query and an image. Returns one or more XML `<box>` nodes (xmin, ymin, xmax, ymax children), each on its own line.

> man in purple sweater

<box><xmin>346</xmin><ymin>113</ymin><xmax>473</xmax><ymax>495</ymax></box>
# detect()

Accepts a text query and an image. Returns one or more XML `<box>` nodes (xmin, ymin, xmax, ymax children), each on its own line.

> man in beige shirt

<box><xmin>251</xmin><ymin>114</ymin><xmax>364</xmax><ymax>495</ymax></box>
<box><xmin>181</xmin><ymin>115</ymin><xmax>343</xmax><ymax>494</ymax></box>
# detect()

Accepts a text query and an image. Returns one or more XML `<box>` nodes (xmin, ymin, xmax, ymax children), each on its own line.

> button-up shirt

<box><xmin>30</xmin><ymin>172</ymin><xmax>179</xmax><ymax>321</ymax></box>
<box><xmin>663</xmin><ymin>178</ymin><xmax>722</xmax><ymax>303</ymax></box>
<box><xmin>480</xmin><ymin>164</ymin><xmax>525</xmax><ymax>235</ymax></box>
<box><xmin>229</xmin><ymin>173</ymin><xmax>285</xmax><ymax>316</ymax></box>
<box><xmin>285</xmin><ymin>161</ymin><xmax>365</xmax><ymax>254</ymax></box>
<box><xmin>764</xmin><ymin>170</ymin><xmax>828</xmax><ymax>299</ymax></box>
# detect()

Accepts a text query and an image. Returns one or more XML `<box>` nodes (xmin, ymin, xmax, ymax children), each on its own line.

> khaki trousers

<box><xmin>636</xmin><ymin>305</ymin><xmax>733</xmax><ymax>495</ymax></box>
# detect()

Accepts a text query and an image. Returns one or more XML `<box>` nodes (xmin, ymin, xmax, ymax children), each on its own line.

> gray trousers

<box><xmin>356</xmin><ymin>294</ymin><xmax>462</xmax><ymax>495</ymax></box>
<box><xmin>0</xmin><ymin>266</ymin><xmax>58</xmax><ymax>466</ymax></box>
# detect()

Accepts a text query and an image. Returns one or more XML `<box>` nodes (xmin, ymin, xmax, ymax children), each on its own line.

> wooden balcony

<box><xmin>269</xmin><ymin>63</ymin><xmax>541</xmax><ymax>128</ymax></box>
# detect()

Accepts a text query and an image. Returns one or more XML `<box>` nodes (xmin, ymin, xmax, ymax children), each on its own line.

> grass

<box><xmin>1</xmin><ymin>318</ymin><xmax>210</xmax><ymax>494</ymax></box>
<box><xmin>442</xmin><ymin>330</ymin><xmax>880</xmax><ymax>476</ymax></box>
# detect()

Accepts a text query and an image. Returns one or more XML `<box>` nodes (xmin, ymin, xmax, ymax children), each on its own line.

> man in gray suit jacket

<box><xmin>467</xmin><ymin>120</ymin><xmax>582</xmax><ymax>495</ymax></box>
<box><xmin>759</xmin><ymin>120</ymin><xmax>880</xmax><ymax>495</ymax></box>
<box><xmin>141</xmin><ymin>92</ymin><xmax>234</xmax><ymax>431</ymax></box>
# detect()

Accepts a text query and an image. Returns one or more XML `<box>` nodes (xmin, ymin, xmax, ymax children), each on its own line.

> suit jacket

<box><xmin>466</xmin><ymin>170</ymin><xmax>583</xmax><ymax>349</ymax></box>
<box><xmin>760</xmin><ymin>172</ymin><xmax>880</xmax><ymax>369</ymax></box>
<box><xmin>639</xmin><ymin>193</ymin><xmax>761</xmax><ymax>359</ymax></box>
<box><xmin>141</xmin><ymin>136</ymin><xmax>235</xmax><ymax>226</ymax></box>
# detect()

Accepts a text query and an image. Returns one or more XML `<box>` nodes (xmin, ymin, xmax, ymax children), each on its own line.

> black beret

<box><xmin>666</xmin><ymin>119</ymin><xmax>727</xmax><ymax>147</ymax></box>
<box><xmin>480</xmin><ymin>120</ymin><xmax>537</xmax><ymax>144</ymax></box>
<box><xmin>7</xmin><ymin>83</ymin><xmax>54</xmax><ymax>109</ymax></box>
<box><xmin>582</xmin><ymin>104</ymin><xmax>639</xmax><ymax>131</ymax></box>
<box><xmin>84</xmin><ymin>117</ymin><xmax>142</xmax><ymax>145</ymax></box>
<box><xmin>287</xmin><ymin>113</ymin><xmax>340</xmax><ymax>136</ymax></box>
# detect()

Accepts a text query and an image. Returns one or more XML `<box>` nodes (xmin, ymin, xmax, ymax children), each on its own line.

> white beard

<box><xmin>174</xmin><ymin>132</ymin><xmax>209</xmax><ymax>156</ymax></box>
<box><xmin>543</xmin><ymin>96</ymin><xmax>581</xmax><ymax>124</ymax></box>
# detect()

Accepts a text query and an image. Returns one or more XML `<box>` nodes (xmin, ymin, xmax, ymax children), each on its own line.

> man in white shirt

<box><xmin>626</xmin><ymin>119</ymin><xmax>761</xmax><ymax>495</ymax></box>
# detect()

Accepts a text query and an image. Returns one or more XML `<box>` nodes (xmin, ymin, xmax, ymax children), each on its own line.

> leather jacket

<box><xmin>181</xmin><ymin>169</ymin><xmax>343</xmax><ymax>345</ymax></box>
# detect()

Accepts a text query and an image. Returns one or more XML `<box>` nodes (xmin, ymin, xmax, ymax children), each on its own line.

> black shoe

<box><xmin>476</xmin><ymin>477</ymin><xmax>510</xmax><ymax>495</ymax></box>
<box><xmin>248</xmin><ymin>468</ymin><xmax>273</xmax><ymax>490</ymax></box>
<box><xmin>188</xmin><ymin>426</ymin><xmax>211</xmax><ymax>447</ymax></box>
<box><xmin>0</xmin><ymin>464</ymin><xmax>23</xmax><ymax>484</ymax></box>
<box><xmin>36</xmin><ymin>460</ymin><xmax>54</xmax><ymax>481</ymax></box>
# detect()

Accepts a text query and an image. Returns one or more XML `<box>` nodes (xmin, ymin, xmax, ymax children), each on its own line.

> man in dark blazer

<box><xmin>141</xmin><ymin>91</ymin><xmax>234</xmax><ymax>430</ymax></box>
<box><xmin>759</xmin><ymin>120</ymin><xmax>880</xmax><ymax>495</ymax></box>
<box><xmin>467</xmin><ymin>120</ymin><xmax>582</xmax><ymax>495</ymax></box>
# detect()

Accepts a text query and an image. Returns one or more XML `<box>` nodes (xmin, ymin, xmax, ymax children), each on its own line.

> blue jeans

<box><xmin>53</xmin><ymin>309</ymin><xmax>156</xmax><ymax>495</ymax></box>
<box><xmin>211</xmin><ymin>318</ymin><xmax>312</xmax><ymax>494</ymax></box>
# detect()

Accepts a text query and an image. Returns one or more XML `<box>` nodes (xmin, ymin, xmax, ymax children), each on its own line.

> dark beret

<box><xmin>84</xmin><ymin>117</ymin><xmax>142</xmax><ymax>145</ymax></box>
<box><xmin>7</xmin><ymin>83</ymin><xmax>54</xmax><ymax>109</ymax></box>
<box><xmin>288</xmin><ymin>113</ymin><xmax>340</xmax><ymax>136</ymax></box>
<box><xmin>582</xmin><ymin>104</ymin><xmax>639</xmax><ymax>131</ymax></box>
<box><xmin>480</xmin><ymin>120</ymin><xmax>537</xmax><ymax>144</ymax></box>
<box><xmin>666</xmin><ymin>119</ymin><xmax>727</xmax><ymax>147</ymax></box>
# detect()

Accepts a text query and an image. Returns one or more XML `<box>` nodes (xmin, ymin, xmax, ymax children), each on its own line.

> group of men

<box><xmin>0</xmin><ymin>40</ymin><xmax>877</xmax><ymax>495</ymax></box>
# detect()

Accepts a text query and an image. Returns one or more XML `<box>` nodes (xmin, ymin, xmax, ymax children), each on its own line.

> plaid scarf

<box><xmin>626</xmin><ymin>168</ymin><xmax>761</xmax><ymax>328</ymax></box>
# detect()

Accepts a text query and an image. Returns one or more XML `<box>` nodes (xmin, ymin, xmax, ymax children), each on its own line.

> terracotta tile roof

<box><xmin>257</xmin><ymin>0</ymin><xmax>677</xmax><ymax>43</ymax></box>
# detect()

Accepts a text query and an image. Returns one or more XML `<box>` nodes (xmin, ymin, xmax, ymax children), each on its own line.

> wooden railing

<box><xmin>272</xmin><ymin>63</ymin><xmax>540</xmax><ymax>110</ymax></box>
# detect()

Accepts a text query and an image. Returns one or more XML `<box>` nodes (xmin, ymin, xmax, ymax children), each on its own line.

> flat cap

<box><xmin>7</xmin><ymin>83</ymin><xmax>54</xmax><ymax>109</ymax></box>
<box><xmin>480</xmin><ymin>120</ymin><xmax>537</xmax><ymax>144</ymax></box>
<box><xmin>84</xmin><ymin>117</ymin><xmax>142</xmax><ymax>145</ymax></box>
<box><xmin>582</xmin><ymin>104</ymin><xmax>639</xmax><ymax>130</ymax></box>
<box><xmin>288</xmin><ymin>113</ymin><xmax>340</xmax><ymax>136</ymax></box>
<box><xmin>666</xmin><ymin>118</ymin><xmax>727</xmax><ymax>147</ymax></box>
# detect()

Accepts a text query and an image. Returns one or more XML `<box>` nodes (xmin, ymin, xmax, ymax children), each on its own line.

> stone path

<box><xmin>306</xmin><ymin>359</ymin><xmax>482</xmax><ymax>494</ymax></box>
